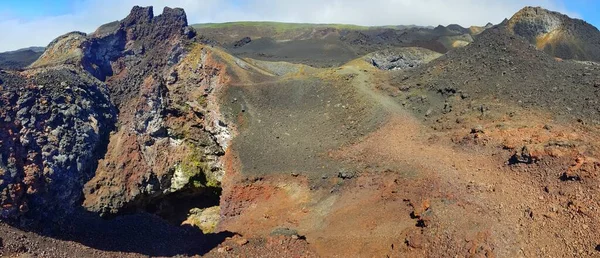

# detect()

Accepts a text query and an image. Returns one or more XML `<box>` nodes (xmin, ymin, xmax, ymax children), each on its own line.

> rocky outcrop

<box><xmin>367</xmin><ymin>47</ymin><xmax>442</xmax><ymax>70</ymax></box>
<box><xmin>31</xmin><ymin>6</ymin><xmax>193</xmax><ymax>83</ymax></box>
<box><xmin>80</xmin><ymin>7</ymin><xmax>228</xmax><ymax>216</ymax></box>
<box><xmin>507</xmin><ymin>7</ymin><xmax>562</xmax><ymax>37</ymax></box>
<box><xmin>506</xmin><ymin>6</ymin><xmax>600</xmax><ymax>61</ymax></box>
<box><xmin>233</xmin><ymin>37</ymin><xmax>252</xmax><ymax>48</ymax></box>
<box><xmin>1</xmin><ymin>6</ymin><xmax>230</xmax><ymax>223</ymax></box>
<box><xmin>30</xmin><ymin>32</ymin><xmax>88</xmax><ymax>69</ymax></box>
<box><xmin>82</xmin><ymin>43</ymin><xmax>230</xmax><ymax>216</ymax></box>
<box><xmin>0</xmin><ymin>67</ymin><xmax>116</xmax><ymax>222</ymax></box>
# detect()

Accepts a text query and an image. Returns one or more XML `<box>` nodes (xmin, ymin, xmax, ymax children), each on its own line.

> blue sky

<box><xmin>2</xmin><ymin>0</ymin><xmax>73</xmax><ymax>19</ymax></box>
<box><xmin>564</xmin><ymin>0</ymin><xmax>599</xmax><ymax>28</ymax></box>
<box><xmin>0</xmin><ymin>0</ymin><xmax>598</xmax><ymax>51</ymax></box>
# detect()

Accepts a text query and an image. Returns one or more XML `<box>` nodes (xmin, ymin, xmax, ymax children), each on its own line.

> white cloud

<box><xmin>0</xmin><ymin>0</ymin><xmax>579</xmax><ymax>52</ymax></box>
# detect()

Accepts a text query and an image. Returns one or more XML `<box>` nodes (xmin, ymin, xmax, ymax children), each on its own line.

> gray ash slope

<box><xmin>392</xmin><ymin>24</ymin><xmax>600</xmax><ymax>124</ymax></box>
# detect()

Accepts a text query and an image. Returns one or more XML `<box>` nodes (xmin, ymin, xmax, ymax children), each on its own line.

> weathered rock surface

<box><xmin>79</xmin><ymin>6</ymin><xmax>228</xmax><ymax>216</ymax></box>
<box><xmin>0</xmin><ymin>67</ymin><xmax>116</xmax><ymax>222</ymax></box>
<box><xmin>367</xmin><ymin>47</ymin><xmax>442</xmax><ymax>70</ymax></box>
<box><xmin>0</xmin><ymin>6</ymin><xmax>230</xmax><ymax>222</ymax></box>
<box><xmin>506</xmin><ymin>6</ymin><xmax>600</xmax><ymax>61</ymax></box>
<box><xmin>182</xmin><ymin>206</ymin><xmax>220</xmax><ymax>233</ymax></box>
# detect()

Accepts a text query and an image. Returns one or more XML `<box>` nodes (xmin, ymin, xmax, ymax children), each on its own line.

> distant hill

<box><xmin>192</xmin><ymin>21</ymin><xmax>482</xmax><ymax>67</ymax></box>
<box><xmin>0</xmin><ymin>46</ymin><xmax>45</xmax><ymax>70</ymax></box>
<box><xmin>506</xmin><ymin>6</ymin><xmax>600</xmax><ymax>61</ymax></box>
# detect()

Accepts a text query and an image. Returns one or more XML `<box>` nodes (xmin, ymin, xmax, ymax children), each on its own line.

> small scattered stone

<box><xmin>235</xmin><ymin>238</ymin><xmax>248</xmax><ymax>246</ymax></box>
<box><xmin>337</xmin><ymin>170</ymin><xmax>355</xmax><ymax>180</ymax></box>
<box><xmin>425</xmin><ymin>108</ymin><xmax>433</xmax><ymax>117</ymax></box>
<box><xmin>471</xmin><ymin>125</ymin><xmax>484</xmax><ymax>134</ymax></box>
<box><xmin>217</xmin><ymin>246</ymin><xmax>232</xmax><ymax>253</ymax></box>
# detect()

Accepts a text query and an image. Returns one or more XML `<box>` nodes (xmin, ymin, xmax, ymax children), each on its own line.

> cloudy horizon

<box><xmin>0</xmin><ymin>0</ymin><xmax>593</xmax><ymax>52</ymax></box>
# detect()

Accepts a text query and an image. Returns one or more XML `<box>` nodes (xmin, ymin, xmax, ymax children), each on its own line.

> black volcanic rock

<box><xmin>157</xmin><ymin>7</ymin><xmax>188</xmax><ymax>27</ymax></box>
<box><xmin>102</xmin><ymin>6</ymin><xmax>191</xmax><ymax>107</ymax></box>
<box><xmin>0</xmin><ymin>68</ymin><xmax>116</xmax><ymax>223</ymax></box>
<box><xmin>233</xmin><ymin>37</ymin><xmax>252</xmax><ymax>48</ymax></box>
<box><xmin>122</xmin><ymin>6</ymin><xmax>154</xmax><ymax>26</ymax></box>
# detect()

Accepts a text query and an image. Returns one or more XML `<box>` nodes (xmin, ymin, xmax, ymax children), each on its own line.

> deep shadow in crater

<box><xmin>144</xmin><ymin>186</ymin><xmax>222</xmax><ymax>224</ymax></box>
<box><xmin>14</xmin><ymin>187</ymin><xmax>230</xmax><ymax>256</ymax></box>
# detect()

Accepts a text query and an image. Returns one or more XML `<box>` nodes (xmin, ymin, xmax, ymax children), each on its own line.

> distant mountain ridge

<box><xmin>0</xmin><ymin>47</ymin><xmax>45</xmax><ymax>70</ymax></box>
<box><xmin>192</xmin><ymin>21</ymin><xmax>486</xmax><ymax>67</ymax></box>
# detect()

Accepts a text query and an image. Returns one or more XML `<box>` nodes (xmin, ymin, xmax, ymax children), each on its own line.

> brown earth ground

<box><xmin>208</xmin><ymin>55</ymin><xmax>600</xmax><ymax>257</ymax></box>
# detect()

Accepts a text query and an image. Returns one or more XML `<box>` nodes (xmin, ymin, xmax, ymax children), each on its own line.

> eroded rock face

<box><xmin>30</xmin><ymin>32</ymin><xmax>88</xmax><ymax>69</ymax></box>
<box><xmin>367</xmin><ymin>47</ymin><xmax>442</xmax><ymax>70</ymax></box>
<box><xmin>507</xmin><ymin>7</ymin><xmax>562</xmax><ymax>37</ymax></box>
<box><xmin>1</xmin><ymin>5</ymin><xmax>230</xmax><ymax>222</ymax></box>
<box><xmin>82</xmin><ymin>47</ymin><xmax>229</xmax><ymax>215</ymax></box>
<box><xmin>506</xmin><ymin>6</ymin><xmax>600</xmax><ymax>61</ymax></box>
<box><xmin>0</xmin><ymin>68</ymin><xmax>116</xmax><ymax>222</ymax></box>
<box><xmin>80</xmin><ymin>7</ymin><xmax>228</xmax><ymax>216</ymax></box>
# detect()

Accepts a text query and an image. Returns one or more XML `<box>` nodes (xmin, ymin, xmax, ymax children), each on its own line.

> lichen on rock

<box><xmin>182</xmin><ymin>206</ymin><xmax>220</xmax><ymax>234</ymax></box>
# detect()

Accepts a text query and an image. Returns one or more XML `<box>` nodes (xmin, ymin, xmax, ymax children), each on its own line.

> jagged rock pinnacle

<box><xmin>122</xmin><ymin>6</ymin><xmax>154</xmax><ymax>26</ymax></box>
